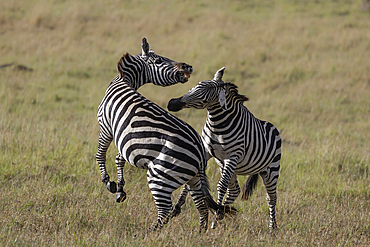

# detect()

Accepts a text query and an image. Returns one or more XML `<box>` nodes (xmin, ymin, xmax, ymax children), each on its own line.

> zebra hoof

<box><xmin>211</xmin><ymin>212</ymin><xmax>218</xmax><ymax>229</ymax></box>
<box><xmin>116</xmin><ymin>191</ymin><xmax>127</xmax><ymax>203</ymax></box>
<box><xmin>215</xmin><ymin>209</ymin><xmax>225</xmax><ymax>221</ymax></box>
<box><xmin>106</xmin><ymin>181</ymin><xmax>117</xmax><ymax>193</ymax></box>
<box><xmin>211</xmin><ymin>220</ymin><xmax>218</xmax><ymax>229</ymax></box>
<box><xmin>216</xmin><ymin>213</ymin><xmax>224</xmax><ymax>221</ymax></box>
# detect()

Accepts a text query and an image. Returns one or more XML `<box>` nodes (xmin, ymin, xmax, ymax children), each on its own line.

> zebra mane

<box><xmin>224</xmin><ymin>82</ymin><xmax>249</xmax><ymax>102</ymax></box>
<box><xmin>117</xmin><ymin>52</ymin><xmax>134</xmax><ymax>76</ymax></box>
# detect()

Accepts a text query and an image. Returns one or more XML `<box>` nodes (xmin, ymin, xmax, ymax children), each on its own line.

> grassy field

<box><xmin>1</xmin><ymin>0</ymin><xmax>370</xmax><ymax>246</ymax></box>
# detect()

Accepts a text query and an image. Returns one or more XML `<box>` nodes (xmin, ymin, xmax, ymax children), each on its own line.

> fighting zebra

<box><xmin>167</xmin><ymin>67</ymin><xmax>281</xmax><ymax>230</ymax></box>
<box><xmin>96</xmin><ymin>39</ymin><xmax>235</xmax><ymax>233</ymax></box>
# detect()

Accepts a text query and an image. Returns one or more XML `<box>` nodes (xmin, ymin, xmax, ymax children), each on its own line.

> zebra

<box><xmin>167</xmin><ymin>67</ymin><xmax>281</xmax><ymax>230</ymax></box>
<box><xmin>96</xmin><ymin>39</ymin><xmax>236</xmax><ymax>233</ymax></box>
<box><xmin>96</xmin><ymin>38</ymin><xmax>193</xmax><ymax>200</ymax></box>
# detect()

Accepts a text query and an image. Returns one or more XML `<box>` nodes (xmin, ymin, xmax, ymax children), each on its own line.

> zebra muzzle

<box><xmin>167</xmin><ymin>97</ymin><xmax>185</xmax><ymax>112</ymax></box>
<box><xmin>176</xmin><ymin>63</ymin><xmax>193</xmax><ymax>83</ymax></box>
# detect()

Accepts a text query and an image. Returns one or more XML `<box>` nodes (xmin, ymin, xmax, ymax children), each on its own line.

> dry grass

<box><xmin>1</xmin><ymin>0</ymin><xmax>370</xmax><ymax>246</ymax></box>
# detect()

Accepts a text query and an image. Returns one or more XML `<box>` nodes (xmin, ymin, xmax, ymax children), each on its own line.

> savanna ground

<box><xmin>1</xmin><ymin>0</ymin><xmax>370</xmax><ymax>246</ymax></box>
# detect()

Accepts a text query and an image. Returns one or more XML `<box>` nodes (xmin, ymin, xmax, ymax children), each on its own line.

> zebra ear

<box><xmin>219</xmin><ymin>88</ymin><xmax>227</xmax><ymax>111</ymax></box>
<box><xmin>141</xmin><ymin>37</ymin><xmax>149</xmax><ymax>57</ymax></box>
<box><xmin>213</xmin><ymin>67</ymin><xmax>225</xmax><ymax>82</ymax></box>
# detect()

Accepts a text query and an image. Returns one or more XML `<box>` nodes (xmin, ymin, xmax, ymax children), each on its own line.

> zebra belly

<box><xmin>118</xmin><ymin>138</ymin><xmax>201</xmax><ymax>181</ymax></box>
<box><xmin>210</xmin><ymin>146</ymin><xmax>231</xmax><ymax>160</ymax></box>
<box><xmin>148</xmin><ymin>161</ymin><xmax>198</xmax><ymax>188</ymax></box>
<box><xmin>134</xmin><ymin>157</ymin><xmax>151</xmax><ymax>169</ymax></box>
<box><xmin>234</xmin><ymin>153</ymin><xmax>275</xmax><ymax>175</ymax></box>
<box><xmin>208</xmin><ymin>142</ymin><xmax>276</xmax><ymax>176</ymax></box>
<box><xmin>124</xmin><ymin>146</ymin><xmax>163</xmax><ymax>169</ymax></box>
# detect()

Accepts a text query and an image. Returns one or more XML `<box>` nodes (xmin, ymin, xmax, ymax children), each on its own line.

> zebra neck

<box><xmin>109</xmin><ymin>74</ymin><xmax>146</xmax><ymax>91</ymax></box>
<box><xmin>206</xmin><ymin>102</ymin><xmax>253</xmax><ymax>133</ymax></box>
<box><xmin>116</xmin><ymin>54</ymin><xmax>150</xmax><ymax>91</ymax></box>
<box><xmin>206</xmin><ymin>101</ymin><xmax>240</xmax><ymax>126</ymax></box>
<box><xmin>122</xmin><ymin>75</ymin><xmax>147</xmax><ymax>91</ymax></box>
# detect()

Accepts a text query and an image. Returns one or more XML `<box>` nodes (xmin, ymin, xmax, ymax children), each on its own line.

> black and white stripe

<box><xmin>96</xmin><ymin>40</ymin><xmax>235</xmax><ymax>233</ymax></box>
<box><xmin>168</xmin><ymin>67</ymin><xmax>281</xmax><ymax>230</ymax></box>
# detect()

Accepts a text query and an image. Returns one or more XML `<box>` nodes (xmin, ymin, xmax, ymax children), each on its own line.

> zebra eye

<box><xmin>154</xmin><ymin>58</ymin><xmax>162</xmax><ymax>64</ymax></box>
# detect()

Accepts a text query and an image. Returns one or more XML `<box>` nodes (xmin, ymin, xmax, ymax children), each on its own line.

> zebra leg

<box><xmin>224</xmin><ymin>173</ymin><xmax>240</xmax><ymax>205</ymax></box>
<box><xmin>216</xmin><ymin>158</ymin><xmax>238</xmax><ymax>205</ymax></box>
<box><xmin>146</xmin><ymin>194</ymin><xmax>173</xmax><ymax>234</ymax></box>
<box><xmin>115</xmin><ymin>153</ymin><xmax>127</xmax><ymax>203</ymax></box>
<box><xmin>146</xmin><ymin>169</ymin><xmax>176</xmax><ymax>235</ymax></box>
<box><xmin>171</xmin><ymin>151</ymin><xmax>210</xmax><ymax>218</ymax></box>
<box><xmin>211</xmin><ymin>173</ymin><xmax>239</xmax><ymax>229</ymax></box>
<box><xmin>211</xmin><ymin>158</ymin><xmax>237</xmax><ymax>229</ymax></box>
<box><xmin>259</xmin><ymin>157</ymin><xmax>280</xmax><ymax>230</ymax></box>
<box><xmin>96</xmin><ymin>131</ymin><xmax>114</xmax><ymax>191</ymax></box>
<box><xmin>186</xmin><ymin>175</ymin><xmax>209</xmax><ymax>233</ymax></box>
<box><xmin>171</xmin><ymin>186</ymin><xmax>188</xmax><ymax>218</ymax></box>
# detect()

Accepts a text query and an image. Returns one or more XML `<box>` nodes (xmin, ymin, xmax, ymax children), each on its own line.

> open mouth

<box><xmin>176</xmin><ymin>66</ymin><xmax>193</xmax><ymax>83</ymax></box>
<box><xmin>179</xmin><ymin>71</ymin><xmax>191</xmax><ymax>79</ymax></box>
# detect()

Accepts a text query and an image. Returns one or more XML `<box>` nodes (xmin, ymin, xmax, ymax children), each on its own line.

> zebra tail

<box><xmin>199</xmin><ymin>170</ymin><xmax>237</xmax><ymax>216</ymax></box>
<box><xmin>241</xmin><ymin>174</ymin><xmax>259</xmax><ymax>201</ymax></box>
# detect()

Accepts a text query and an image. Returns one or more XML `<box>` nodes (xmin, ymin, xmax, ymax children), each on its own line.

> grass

<box><xmin>1</xmin><ymin>0</ymin><xmax>370</xmax><ymax>246</ymax></box>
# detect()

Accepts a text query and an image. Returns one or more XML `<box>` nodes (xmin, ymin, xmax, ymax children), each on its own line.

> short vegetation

<box><xmin>1</xmin><ymin>0</ymin><xmax>370</xmax><ymax>246</ymax></box>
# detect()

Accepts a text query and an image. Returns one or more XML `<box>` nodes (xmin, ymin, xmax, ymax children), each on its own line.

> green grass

<box><xmin>1</xmin><ymin>0</ymin><xmax>370</xmax><ymax>246</ymax></box>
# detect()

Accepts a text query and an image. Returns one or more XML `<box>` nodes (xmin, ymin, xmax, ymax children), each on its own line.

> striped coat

<box><xmin>168</xmin><ymin>67</ymin><xmax>281</xmax><ymax>229</ymax></box>
<box><xmin>96</xmin><ymin>40</ymin><xmax>235</xmax><ymax>233</ymax></box>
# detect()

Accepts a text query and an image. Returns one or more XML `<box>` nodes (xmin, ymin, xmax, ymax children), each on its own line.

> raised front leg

<box><xmin>96</xmin><ymin>131</ymin><xmax>113</xmax><ymax>187</ymax></box>
<box><xmin>115</xmin><ymin>153</ymin><xmax>127</xmax><ymax>203</ymax></box>
<box><xmin>223</xmin><ymin>173</ymin><xmax>240</xmax><ymax>205</ymax></box>
<box><xmin>211</xmin><ymin>158</ymin><xmax>238</xmax><ymax>229</ymax></box>
<box><xmin>216</xmin><ymin>157</ymin><xmax>238</xmax><ymax>205</ymax></box>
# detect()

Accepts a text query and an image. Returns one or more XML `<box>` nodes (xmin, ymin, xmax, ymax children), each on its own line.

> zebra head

<box><xmin>167</xmin><ymin>67</ymin><xmax>249</xmax><ymax>112</ymax></box>
<box><xmin>117</xmin><ymin>38</ymin><xmax>193</xmax><ymax>89</ymax></box>
<box><xmin>168</xmin><ymin>67</ymin><xmax>228</xmax><ymax>111</ymax></box>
